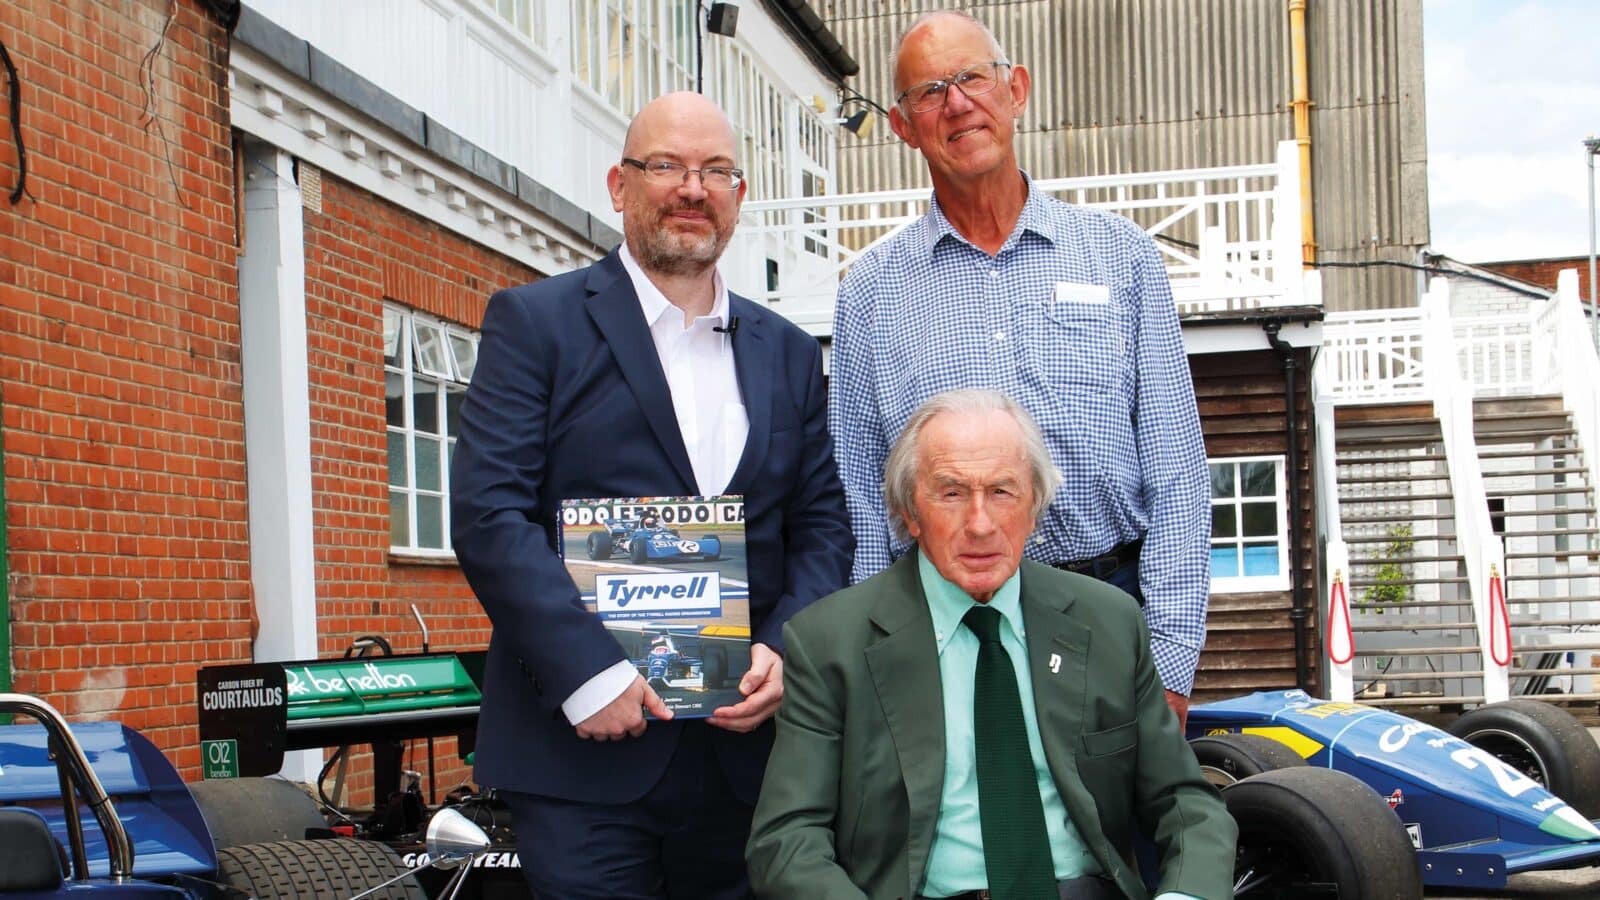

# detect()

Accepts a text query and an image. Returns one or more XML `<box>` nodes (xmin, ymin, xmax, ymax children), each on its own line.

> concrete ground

<box><xmin>1419</xmin><ymin>728</ymin><xmax>1600</xmax><ymax>897</ymax></box>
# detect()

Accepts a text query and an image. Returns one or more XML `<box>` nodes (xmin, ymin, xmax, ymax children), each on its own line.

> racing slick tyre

<box><xmin>586</xmin><ymin>531</ymin><xmax>612</xmax><ymax>560</ymax></box>
<box><xmin>1189</xmin><ymin>733</ymin><xmax>1307</xmax><ymax>787</ymax></box>
<box><xmin>1448</xmin><ymin>698</ymin><xmax>1600</xmax><ymax>818</ymax></box>
<box><xmin>1225</xmin><ymin>767</ymin><xmax>1422</xmax><ymax>900</ymax></box>
<box><xmin>699</xmin><ymin>536</ymin><xmax>722</xmax><ymax>561</ymax></box>
<box><xmin>630</xmin><ymin>538</ymin><xmax>648</xmax><ymax>564</ymax></box>
<box><xmin>217</xmin><ymin>838</ymin><xmax>424</xmax><ymax>900</ymax></box>
<box><xmin>702</xmin><ymin>646</ymin><xmax>729</xmax><ymax>690</ymax></box>
<box><xmin>186</xmin><ymin>776</ymin><xmax>327</xmax><ymax>852</ymax></box>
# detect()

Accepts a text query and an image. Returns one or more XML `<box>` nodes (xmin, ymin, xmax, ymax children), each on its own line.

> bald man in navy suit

<box><xmin>451</xmin><ymin>92</ymin><xmax>852</xmax><ymax>899</ymax></box>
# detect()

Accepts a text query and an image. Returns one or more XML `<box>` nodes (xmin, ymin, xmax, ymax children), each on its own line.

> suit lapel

<box><xmin>863</xmin><ymin>553</ymin><xmax>945</xmax><ymax>900</ymax></box>
<box><xmin>724</xmin><ymin>295</ymin><xmax>770</xmax><ymax>494</ymax></box>
<box><xmin>1019</xmin><ymin>564</ymin><xmax>1103</xmax><ymax>837</ymax></box>
<box><xmin>582</xmin><ymin>254</ymin><xmax>696</xmax><ymax>492</ymax></box>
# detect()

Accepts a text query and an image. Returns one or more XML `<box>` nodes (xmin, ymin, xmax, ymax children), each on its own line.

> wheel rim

<box><xmin>1458</xmin><ymin>727</ymin><xmax>1552</xmax><ymax>787</ymax></box>
<box><xmin>1200</xmin><ymin>764</ymin><xmax>1240</xmax><ymax>788</ymax></box>
<box><xmin>1232</xmin><ymin>825</ymin><xmax>1341</xmax><ymax>897</ymax></box>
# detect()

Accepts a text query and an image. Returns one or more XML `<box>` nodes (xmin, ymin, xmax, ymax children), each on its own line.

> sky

<box><xmin>1423</xmin><ymin>0</ymin><xmax>1600</xmax><ymax>263</ymax></box>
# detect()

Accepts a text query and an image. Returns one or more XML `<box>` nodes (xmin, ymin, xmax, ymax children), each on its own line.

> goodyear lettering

<box><xmin>403</xmin><ymin>851</ymin><xmax>521</xmax><ymax>868</ymax></box>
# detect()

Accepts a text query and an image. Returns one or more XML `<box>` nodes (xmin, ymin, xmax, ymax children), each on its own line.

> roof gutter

<box><xmin>758</xmin><ymin>0</ymin><xmax>860</xmax><ymax>81</ymax></box>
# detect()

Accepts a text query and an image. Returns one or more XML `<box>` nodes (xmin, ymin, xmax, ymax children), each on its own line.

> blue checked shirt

<box><xmin>828</xmin><ymin>180</ymin><xmax>1211</xmax><ymax>695</ymax></box>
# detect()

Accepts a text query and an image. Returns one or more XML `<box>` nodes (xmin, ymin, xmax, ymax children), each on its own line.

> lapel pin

<box><xmin>1048</xmin><ymin>652</ymin><xmax>1062</xmax><ymax>674</ymax></box>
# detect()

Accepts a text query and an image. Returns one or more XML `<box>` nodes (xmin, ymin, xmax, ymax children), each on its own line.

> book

<box><xmin>559</xmin><ymin>495</ymin><xmax>751</xmax><ymax>718</ymax></box>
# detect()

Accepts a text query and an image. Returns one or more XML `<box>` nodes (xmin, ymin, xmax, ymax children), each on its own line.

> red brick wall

<box><xmin>0</xmin><ymin>0</ymin><xmax>243</xmax><ymax>774</ymax></box>
<box><xmin>302</xmin><ymin>173</ymin><xmax>538</xmax><ymax>800</ymax></box>
<box><xmin>1480</xmin><ymin>257</ymin><xmax>1593</xmax><ymax>301</ymax></box>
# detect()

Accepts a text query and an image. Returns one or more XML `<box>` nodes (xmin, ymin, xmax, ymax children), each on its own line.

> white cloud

<box><xmin>1423</xmin><ymin>0</ymin><xmax>1600</xmax><ymax>261</ymax></box>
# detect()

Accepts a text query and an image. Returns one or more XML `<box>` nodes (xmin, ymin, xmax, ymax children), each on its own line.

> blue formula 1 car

<box><xmin>584</xmin><ymin>514</ymin><xmax>722</xmax><ymax>565</ymax></box>
<box><xmin>1187</xmin><ymin>690</ymin><xmax>1600</xmax><ymax>897</ymax></box>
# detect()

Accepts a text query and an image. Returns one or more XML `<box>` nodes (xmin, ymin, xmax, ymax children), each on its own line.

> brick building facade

<box><xmin>0</xmin><ymin>1</ymin><xmax>550</xmax><ymax>791</ymax></box>
<box><xmin>1</xmin><ymin>0</ymin><xmax>246</xmax><ymax>773</ymax></box>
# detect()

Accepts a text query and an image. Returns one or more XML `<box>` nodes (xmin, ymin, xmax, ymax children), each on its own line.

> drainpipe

<box><xmin>0</xmin><ymin>384</ymin><xmax>11</xmax><ymax>699</ymax></box>
<box><xmin>1264</xmin><ymin>321</ymin><xmax>1310</xmax><ymax>691</ymax></box>
<box><xmin>1289</xmin><ymin>0</ymin><xmax>1316</xmax><ymax>265</ymax></box>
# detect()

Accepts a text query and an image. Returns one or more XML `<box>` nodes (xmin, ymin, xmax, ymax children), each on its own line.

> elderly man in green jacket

<box><xmin>747</xmin><ymin>389</ymin><xmax>1235</xmax><ymax>900</ymax></box>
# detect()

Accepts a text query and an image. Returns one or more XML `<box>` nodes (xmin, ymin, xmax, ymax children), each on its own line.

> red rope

<box><xmin>1327</xmin><ymin>578</ymin><xmax>1354</xmax><ymax>665</ymax></box>
<box><xmin>1488</xmin><ymin>571</ymin><xmax>1511</xmax><ymax>667</ymax></box>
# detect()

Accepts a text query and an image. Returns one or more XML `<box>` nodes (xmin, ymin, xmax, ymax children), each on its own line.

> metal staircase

<box><xmin>1475</xmin><ymin>397</ymin><xmax>1600</xmax><ymax>702</ymax></box>
<box><xmin>1335</xmin><ymin>405</ymin><xmax>1483</xmax><ymax>706</ymax></box>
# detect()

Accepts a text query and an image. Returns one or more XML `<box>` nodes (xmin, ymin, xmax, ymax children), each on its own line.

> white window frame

<box><xmin>386</xmin><ymin>304</ymin><xmax>478</xmax><ymax>558</ymax></box>
<box><xmin>1208</xmin><ymin>455</ymin><xmax>1292</xmax><ymax>594</ymax></box>
<box><xmin>478</xmin><ymin>0</ymin><xmax>547</xmax><ymax>49</ymax></box>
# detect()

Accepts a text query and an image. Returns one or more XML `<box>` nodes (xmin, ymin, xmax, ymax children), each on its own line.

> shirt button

<box><xmin>988</xmin><ymin>270</ymin><xmax>999</xmax><ymax>279</ymax></box>
<box><xmin>994</xmin><ymin>331</ymin><xmax>1006</xmax><ymax>342</ymax></box>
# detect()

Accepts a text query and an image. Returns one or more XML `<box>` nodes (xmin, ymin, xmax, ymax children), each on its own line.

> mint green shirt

<box><xmin>917</xmin><ymin>553</ymin><xmax>1201</xmax><ymax>900</ymax></box>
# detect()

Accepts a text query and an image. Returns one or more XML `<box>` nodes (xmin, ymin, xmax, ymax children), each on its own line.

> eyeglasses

<box><xmin>620</xmin><ymin>158</ymin><xmax>744</xmax><ymax>190</ymax></box>
<box><xmin>895</xmin><ymin>61</ymin><xmax>1013</xmax><ymax>114</ymax></box>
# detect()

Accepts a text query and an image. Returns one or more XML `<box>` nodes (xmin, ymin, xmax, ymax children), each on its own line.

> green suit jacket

<box><xmin>747</xmin><ymin>554</ymin><xmax>1236</xmax><ymax>900</ymax></box>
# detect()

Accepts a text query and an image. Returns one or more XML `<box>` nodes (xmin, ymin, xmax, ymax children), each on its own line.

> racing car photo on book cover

<box><xmin>559</xmin><ymin>495</ymin><xmax>750</xmax><ymax>717</ymax></box>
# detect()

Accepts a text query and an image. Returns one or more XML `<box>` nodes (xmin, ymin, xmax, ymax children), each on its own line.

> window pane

<box><xmin>445</xmin><ymin>384</ymin><xmax>466</xmax><ymax>436</ymax></box>
<box><xmin>413</xmin><ymin>320</ymin><xmax>451</xmax><ymax>378</ymax></box>
<box><xmin>386</xmin><ymin>371</ymin><xmax>406</xmax><ymax>427</ymax></box>
<box><xmin>413</xmin><ymin>379</ymin><xmax>441</xmax><ymax>434</ymax></box>
<box><xmin>417</xmin><ymin>495</ymin><xmax>444</xmax><ymax>549</ymax></box>
<box><xmin>387</xmin><ymin>431</ymin><xmax>408</xmax><ymax>487</ymax></box>
<box><xmin>415</xmin><ymin>436</ymin><xmax>442</xmax><ymax>492</ymax></box>
<box><xmin>383</xmin><ymin>308</ymin><xmax>403</xmax><ymax>367</ymax></box>
<box><xmin>1242</xmin><ymin>461</ymin><xmax>1277</xmax><ymax>498</ymax></box>
<box><xmin>1211</xmin><ymin>504</ymin><xmax>1237</xmax><ymax>539</ymax></box>
<box><xmin>390</xmin><ymin>489</ymin><xmax>411</xmax><ymax>546</ymax></box>
<box><xmin>1209</xmin><ymin>463</ymin><xmax>1235</xmax><ymax>499</ymax></box>
<box><xmin>1243</xmin><ymin>542</ymin><xmax>1281</xmax><ymax>576</ymax></box>
<box><xmin>449</xmin><ymin>333</ymin><xmax>477</xmax><ymax>382</ymax></box>
<box><xmin>1242</xmin><ymin>502</ymin><xmax>1278</xmax><ymax>537</ymax></box>
<box><xmin>1210</xmin><ymin>546</ymin><xmax>1240</xmax><ymax>579</ymax></box>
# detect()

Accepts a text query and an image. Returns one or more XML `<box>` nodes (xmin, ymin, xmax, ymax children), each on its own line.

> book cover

<box><xmin>559</xmin><ymin>495</ymin><xmax>750</xmax><ymax>718</ymax></box>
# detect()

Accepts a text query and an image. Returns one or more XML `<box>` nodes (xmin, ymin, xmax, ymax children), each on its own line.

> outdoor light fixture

<box><xmin>707</xmin><ymin>1</ymin><xmax>738</xmax><ymax>38</ymax></box>
<box><xmin>842</xmin><ymin>108</ymin><xmax>874</xmax><ymax>137</ymax></box>
<box><xmin>815</xmin><ymin>92</ymin><xmax>889</xmax><ymax>139</ymax></box>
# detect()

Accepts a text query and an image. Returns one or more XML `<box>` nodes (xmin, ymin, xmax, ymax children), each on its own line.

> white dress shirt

<box><xmin>560</xmin><ymin>245</ymin><xmax>750</xmax><ymax>724</ymax></box>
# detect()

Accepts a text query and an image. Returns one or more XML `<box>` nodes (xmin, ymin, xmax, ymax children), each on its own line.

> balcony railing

<box><xmin>725</xmin><ymin>141</ymin><xmax>1310</xmax><ymax>336</ymax></box>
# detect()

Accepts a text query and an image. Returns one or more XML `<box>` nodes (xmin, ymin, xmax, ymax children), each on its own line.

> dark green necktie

<box><xmin>962</xmin><ymin>604</ymin><xmax>1058</xmax><ymax>900</ymax></box>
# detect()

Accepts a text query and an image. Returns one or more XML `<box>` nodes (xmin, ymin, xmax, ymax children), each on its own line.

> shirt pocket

<box><xmin>1023</xmin><ymin>282</ymin><xmax>1129</xmax><ymax>396</ymax></box>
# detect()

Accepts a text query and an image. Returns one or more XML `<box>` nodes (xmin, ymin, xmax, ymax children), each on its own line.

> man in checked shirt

<box><xmin>829</xmin><ymin>10</ymin><xmax>1210</xmax><ymax>727</ymax></box>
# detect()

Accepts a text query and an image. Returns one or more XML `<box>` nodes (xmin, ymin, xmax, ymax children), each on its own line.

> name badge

<box><xmin>1055</xmin><ymin>282</ymin><xmax>1111</xmax><ymax>304</ymax></box>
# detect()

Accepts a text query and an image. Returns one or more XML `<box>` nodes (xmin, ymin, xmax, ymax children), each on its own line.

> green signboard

<box><xmin>201</xmin><ymin>738</ymin><xmax>239</xmax><ymax>780</ymax></box>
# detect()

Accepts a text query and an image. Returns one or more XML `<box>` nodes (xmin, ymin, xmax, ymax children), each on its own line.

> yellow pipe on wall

<box><xmin>1289</xmin><ymin>0</ymin><xmax>1316</xmax><ymax>265</ymax></box>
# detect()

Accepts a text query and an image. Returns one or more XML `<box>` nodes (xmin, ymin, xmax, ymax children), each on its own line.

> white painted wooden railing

<box><xmin>1317</xmin><ymin>278</ymin><xmax>1512</xmax><ymax>702</ymax></box>
<box><xmin>1421</xmin><ymin>278</ymin><xmax>1509</xmax><ymax>703</ymax></box>
<box><xmin>726</xmin><ymin>141</ymin><xmax>1310</xmax><ymax>336</ymax></box>
<box><xmin>1319</xmin><ymin>308</ymin><xmax>1428</xmax><ymax>405</ymax></box>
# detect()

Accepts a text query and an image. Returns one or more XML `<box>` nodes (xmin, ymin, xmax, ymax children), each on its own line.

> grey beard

<box><xmin>631</xmin><ymin>229</ymin><xmax>728</xmax><ymax>276</ymax></box>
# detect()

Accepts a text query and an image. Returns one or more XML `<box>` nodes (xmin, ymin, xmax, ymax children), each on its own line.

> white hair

<box><xmin>882</xmin><ymin>389</ymin><xmax>1061</xmax><ymax>543</ymax></box>
<box><xmin>891</xmin><ymin>10</ymin><xmax>1009</xmax><ymax>95</ymax></box>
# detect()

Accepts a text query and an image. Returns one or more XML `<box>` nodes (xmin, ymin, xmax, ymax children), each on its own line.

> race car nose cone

<box><xmin>425</xmin><ymin>808</ymin><xmax>492</xmax><ymax>868</ymax></box>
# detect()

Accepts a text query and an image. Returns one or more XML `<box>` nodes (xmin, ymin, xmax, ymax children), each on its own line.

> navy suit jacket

<box><xmin>450</xmin><ymin>250</ymin><xmax>853</xmax><ymax>804</ymax></box>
